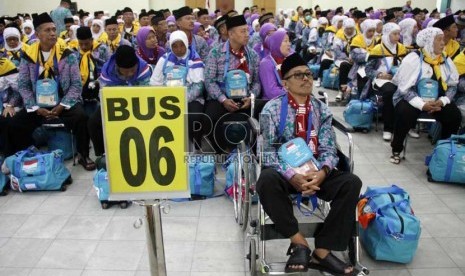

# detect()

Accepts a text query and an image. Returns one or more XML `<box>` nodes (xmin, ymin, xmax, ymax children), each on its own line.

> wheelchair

<box><xmin>222</xmin><ymin>94</ymin><xmax>267</xmax><ymax>230</ymax></box>
<box><xmin>240</xmin><ymin>92</ymin><xmax>369</xmax><ymax>275</ymax></box>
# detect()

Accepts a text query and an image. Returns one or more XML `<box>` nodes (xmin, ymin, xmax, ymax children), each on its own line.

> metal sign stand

<box><xmin>134</xmin><ymin>200</ymin><xmax>170</xmax><ymax>276</ymax></box>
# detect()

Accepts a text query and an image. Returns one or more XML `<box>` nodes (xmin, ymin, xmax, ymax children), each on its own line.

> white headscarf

<box><xmin>91</xmin><ymin>19</ymin><xmax>104</xmax><ymax>40</ymax></box>
<box><xmin>373</xmin><ymin>19</ymin><xmax>383</xmax><ymax>36</ymax></box>
<box><xmin>3</xmin><ymin>27</ymin><xmax>22</xmax><ymax>51</ymax></box>
<box><xmin>399</xmin><ymin>18</ymin><xmax>417</xmax><ymax>46</ymax></box>
<box><xmin>343</xmin><ymin>18</ymin><xmax>356</xmax><ymax>38</ymax></box>
<box><xmin>169</xmin><ymin>30</ymin><xmax>189</xmax><ymax>60</ymax></box>
<box><xmin>21</xmin><ymin>20</ymin><xmax>35</xmax><ymax>39</ymax></box>
<box><xmin>69</xmin><ymin>25</ymin><xmax>80</xmax><ymax>41</ymax></box>
<box><xmin>252</xmin><ymin>19</ymin><xmax>260</xmax><ymax>32</ymax></box>
<box><xmin>361</xmin><ymin>19</ymin><xmax>376</xmax><ymax>46</ymax></box>
<box><xmin>72</xmin><ymin>15</ymin><xmax>80</xmax><ymax>25</ymax></box>
<box><xmin>84</xmin><ymin>16</ymin><xmax>94</xmax><ymax>27</ymax></box>
<box><xmin>318</xmin><ymin>17</ymin><xmax>328</xmax><ymax>27</ymax></box>
<box><xmin>331</xmin><ymin>15</ymin><xmax>343</xmax><ymax>28</ymax></box>
<box><xmin>416</xmin><ymin>27</ymin><xmax>443</xmax><ymax>58</ymax></box>
<box><xmin>382</xmin><ymin>23</ymin><xmax>401</xmax><ymax>54</ymax></box>
<box><xmin>309</xmin><ymin>18</ymin><xmax>318</xmax><ymax>29</ymax></box>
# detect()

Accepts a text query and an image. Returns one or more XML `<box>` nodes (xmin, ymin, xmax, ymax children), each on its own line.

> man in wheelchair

<box><xmin>257</xmin><ymin>53</ymin><xmax>362</xmax><ymax>274</ymax></box>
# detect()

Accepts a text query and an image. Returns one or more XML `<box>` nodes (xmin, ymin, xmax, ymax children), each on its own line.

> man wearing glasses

<box><xmin>256</xmin><ymin>53</ymin><xmax>362</xmax><ymax>274</ymax></box>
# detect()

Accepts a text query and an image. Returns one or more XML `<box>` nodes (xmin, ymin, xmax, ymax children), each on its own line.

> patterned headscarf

<box><xmin>416</xmin><ymin>27</ymin><xmax>443</xmax><ymax>58</ymax></box>
<box><xmin>399</xmin><ymin>18</ymin><xmax>417</xmax><ymax>46</ymax></box>
<box><xmin>382</xmin><ymin>23</ymin><xmax>401</xmax><ymax>54</ymax></box>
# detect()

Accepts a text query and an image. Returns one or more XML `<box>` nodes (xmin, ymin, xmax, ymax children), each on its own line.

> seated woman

<box><xmin>365</xmin><ymin>23</ymin><xmax>408</xmax><ymax>141</ymax></box>
<box><xmin>21</xmin><ymin>20</ymin><xmax>38</xmax><ymax>45</ymax></box>
<box><xmin>0</xmin><ymin>57</ymin><xmax>22</xmax><ymax>155</ymax></box>
<box><xmin>315</xmin><ymin>15</ymin><xmax>344</xmax><ymax>87</ymax></box>
<box><xmin>91</xmin><ymin>19</ymin><xmax>105</xmax><ymax>41</ymax></box>
<box><xmin>348</xmin><ymin>19</ymin><xmax>377</xmax><ymax>95</ymax></box>
<box><xmin>1</xmin><ymin>26</ymin><xmax>30</xmax><ymax>67</ymax></box>
<box><xmin>253</xmin><ymin>23</ymin><xmax>277</xmax><ymax>60</ymax></box>
<box><xmin>259</xmin><ymin>28</ymin><xmax>292</xmax><ymax>100</ymax></box>
<box><xmin>390</xmin><ymin>28</ymin><xmax>461</xmax><ymax>164</ymax></box>
<box><xmin>136</xmin><ymin>26</ymin><xmax>165</xmax><ymax>67</ymax></box>
<box><xmin>193</xmin><ymin>22</ymin><xmax>214</xmax><ymax>47</ymax></box>
<box><xmin>150</xmin><ymin>30</ymin><xmax>205</xmax><ymax>150</ymax></box>
<box><xmin>257</xmin><ymin>52</ymin><xmax>362</xmax><ymax>274</ymax></box>
<box><xmin>399</xmin><ymin>18</ymin><xmax>418</xmax><ymax>50</ymax></box>
<box><xmin>332</xmin><ymin>18</ymin><xmax>357</xmax><ymax>101</ymax></box>
<box><xmin>453</xmin><ymin>49</ymin><xmax>465</xmax><ymax>132</ymax></box>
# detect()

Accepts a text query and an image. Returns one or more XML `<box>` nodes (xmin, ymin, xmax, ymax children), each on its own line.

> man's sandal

<box><xmin>284</xmin><ymin>243</ymin><xmax>312</xmax><ymax>273</ymax></box>
<box><xmin>390</xmin><ymin>152</ymin><xmax>401</xmax><ymax>164</ymax></box>
<box><xmin>309</xmin><ymin>252</ymin><xmax>355</xmax><ymax>276</ymax></box>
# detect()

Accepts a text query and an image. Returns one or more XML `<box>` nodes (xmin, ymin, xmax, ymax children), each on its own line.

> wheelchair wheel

<box><xmin>232</xmin><ymin>149</ymin><xmax>244</xmax><ymax>225</ymax></box>
<box><xmin>246</xmin><ymin>238</ymin><xmax>257</xmax><ymax>276</ymax></box>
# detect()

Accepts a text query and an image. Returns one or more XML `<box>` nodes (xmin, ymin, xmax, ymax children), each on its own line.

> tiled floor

<box><xmin>0</xmin><ymin>88</ymin><xmax>464</xmax><ymax>276</ymax></box>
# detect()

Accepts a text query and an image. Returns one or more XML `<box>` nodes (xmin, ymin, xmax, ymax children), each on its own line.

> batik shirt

<box><xmin>260</xmin><ymin>94</ymin><xmax>338</xmax><ymax>180</ymax></box>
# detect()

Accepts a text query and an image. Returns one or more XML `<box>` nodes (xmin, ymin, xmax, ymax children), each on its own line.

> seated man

<box><xmin>75</xmin><ymin>26</ymin><xmax>111</xmax><ymax>114</ymax></box>
<box><xmin>204</xmin><ymin>15</ymin><xmax>260</xmax><ymax>153</ymax></box>
<box><xmin>5</xmin><ymin>13</ymin><xmax>95</xmax><ymax>170</ymax></box>
<box><xmin>88</xmin><ymin>45</ymin><xmax>152</xmax><ymax>157</ymax></box>
<box><xmin>257</xmin><ymin>52</ymin><xmax>362</xmax><ymax>274</ymax></box>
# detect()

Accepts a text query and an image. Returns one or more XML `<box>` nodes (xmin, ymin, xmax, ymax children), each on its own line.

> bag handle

<box><xmin>373</xmin><ymin>198</ymin><xmax>410</xmax><ymax>214</ymax></box>
<box><xmin>361</xmin><ymin>185</ymin><xmax>405</xmax><ymax>199</ymax></box>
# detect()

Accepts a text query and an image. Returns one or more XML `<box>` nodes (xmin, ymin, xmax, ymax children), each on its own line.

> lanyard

<box><xmin>223</xmin><ymin>40</ymin><xmax>250</xmax><ymax>80</ymax></box>
<box><xmin>278</xmin><ymin>95</ymin><xmax>313</xmax><ymax>144</ymax></box>
<box><xmin>270</xmin><ymin>56</ymin><xmax>283</xmax><ymax>87</ymax></box>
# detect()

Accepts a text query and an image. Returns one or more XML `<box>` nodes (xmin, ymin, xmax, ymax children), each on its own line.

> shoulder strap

<box><xmin>278</xmin><ymin>95</ymin><xmax>288</xmax><ymax>139</ymax></box>
<box><xmin>416</xmin><ymin>50</ymin><xmax>423</xmax><ymax>83</ymax></box>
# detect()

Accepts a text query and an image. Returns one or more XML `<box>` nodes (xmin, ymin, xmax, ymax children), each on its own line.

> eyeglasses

<box><xmin>284</xmin><ymin>71</ymin><xmax>312</xmax><ymax>80</ymax></box>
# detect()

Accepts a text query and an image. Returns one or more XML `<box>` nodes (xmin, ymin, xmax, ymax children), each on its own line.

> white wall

<box><xmin>276</xmin><ymin>0</ymin><xmax>312</xmax><ymax>12</ymax></box>
<box><xmin>311</xmin><ymin>0</ymin><xmax>437</xmax><ymax>11</ymax></box>
<box><xmin>450</xmin><ymin>0</ymin><xmax>464</xmax><ymax>12</ymax></box>
<box><xmin>0</xmin><ymin>0</ymin><xmax>187</xmax><ymax>17</ymax></box>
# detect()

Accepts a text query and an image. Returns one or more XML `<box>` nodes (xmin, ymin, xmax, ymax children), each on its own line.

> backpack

<box><xmin>225</xmin><ymin>70</ymin><xmax>248</xmax><ymax>100</ymax></box>
<box><xmin>358</xmin><ymin>185</ymin><xmax>421</xmax><ymax>263</ymax></box>
<box><xmin>343</xmin><ymin>99</ymin><xmax>375</xmax><ymax>131</ymax></box>
<box><xmin>4</xmin><ymin>146</ymin><xmax>71</xmax><ymax>192</ymax></box>
<box><xmin>322</xmin><ymin>64</ymin><xmax>339</xmax><ymax>90</ymax></box>
<box><xmin>425</xmin><ymin>134</ymin><xmax>465</xmax><ymax>184</ymax></box>
<box><xmin>47</xmin><ymin>128</ymin><xmax>76</xmax><ymax>160</ymax></box>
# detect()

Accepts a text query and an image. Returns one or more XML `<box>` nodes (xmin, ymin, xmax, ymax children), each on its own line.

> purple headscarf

<box><xmin>259</xmin><ymin>23</ymin><xmax>277</xmax><ymax>42</ymax></box>
<box><xmin>244</xmin><ymin>11</ymin><xmax>251</xmax><ymax>19</ymax></box>
<box><xmin>266</xmin><ymin>28</ymin><xmax>289</xmax><ymax>59</ymax></box>
<box><xmin>422</xmin><ymin>17</ymin><xmax>433</xmax><ymax>29</ymax></box>
<box><xmin>250</xmin><ymin>14</ymin><xmax>260</xmax><ymax>25</ymax></box>
<box><xmin>370</xmin><ymin>11</ymin><xmax>382</xmax><ymax>20</ymax></box>
<box><xmin>166</xmin><ymin>15</ymin><xmax>175</xmax><ymax>24</ymax></box>
<box><xmin>404</xmin><ymin>13</ymin><xmax>414</xmax><ymax>19</ymax></box>
<box><xmin>136</xmin><ymin>27</ymin><xmax>164</xmax><ymax>61</ymax></box>
<box><xmin>193</xmin><ymin>22</ymin><xmax>202</xmax><ymax>35</ymax></box>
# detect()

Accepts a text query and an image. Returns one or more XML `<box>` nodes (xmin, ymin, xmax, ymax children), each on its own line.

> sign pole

<box><xmin>143</xmin><ymin>200</ymin><xmax>167</xmax><ymax>276</ymax></box>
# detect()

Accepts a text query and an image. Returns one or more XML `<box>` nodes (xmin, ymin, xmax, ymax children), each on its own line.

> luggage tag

<box><xmin>165</xmin><ymin>65</ymin><xmax>188</xmax><ymax>87</ymax></box>
<box><xmin>278</xmin><ymin>137</ymin><xmax>320</xmax><ymax>175</ymax></box>
<box><xmin>36</xmin><ymin>78</ymin><xmax>59</xmax><ymax>107</ymax></box>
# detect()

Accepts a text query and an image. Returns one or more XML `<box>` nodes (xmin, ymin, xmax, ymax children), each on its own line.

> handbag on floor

<box><xmin>343</xmin><ymin>99</ymin><xmax>375</xmax><ymax>131</ymax></box>
<box><xmin>0</xmin><ymin>156</ymin><xmax>8</xmax><ymax>196</ymax></box>
<box><xmin>425</xmin><ymin>134</ymin><xmax>465</xmax><ymax>184</ymax></box>
<box><xmin>358</xmin><ymin>185</ymin><xmax>421</xmax><ymax>263</ymax></box>
<box><xmin>322</xmin><ymin>64</ymin><xmax>339</xmax><ymax>90</ymax></box>
<box><xmin>3</xmin><ymin>146</ymin><xmax>71</xmax><ymax>192</ymax></box>
<box><xmin>189</xmin><ymin>155</ymin><xmax>215</xmax><ymax>198</ymax></box>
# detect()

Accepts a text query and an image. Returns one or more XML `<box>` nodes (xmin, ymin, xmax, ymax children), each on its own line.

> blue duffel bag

<box><xmin>0</xmin><ymin>156</ymin><xmax>8</xmax><ymax>195</ymax></box>
<box><xmin>358</xmin><ymin>185</ymin><xmax>421</xmax><ymax>263</ymax></box>
<box><xmin>4</xmin><ymin>146</ymin><xmax>71</xmax><ymax>192</ymax></box>
<box><xmin>322</xmin><ymin>65</ymin><xmax>339</xmax><ymax>90</ymax></box>
<box><xmin>343</xmin><ymin>99</ymin><xmax>375</xmax><ymax>131</ymax></box>
<box><xmin>189</xmin><ymin>155</ymin><xmax>215</xmax><ymax>197</ymax></box>
<box><xmin>425</xmin><ymin>134</ymin><xmax>465</xmax><ymax>184</ymax></box>
<box><xmin>308</xmin><ymin>64</ymin><xmax>320</xmax><ymax>80</ymax></box>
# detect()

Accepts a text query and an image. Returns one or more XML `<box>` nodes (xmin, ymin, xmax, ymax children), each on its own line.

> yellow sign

<box><xmin>101</xmin><ymin>87</ymin><xmax>189</xmax><ymax>200</ymax></box>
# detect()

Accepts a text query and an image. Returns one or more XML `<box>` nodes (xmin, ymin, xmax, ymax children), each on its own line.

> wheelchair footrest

<box><xmin>260</xmin><ymin>222</ymin><xmax>324</xmax><ymax>241</ymax></box>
